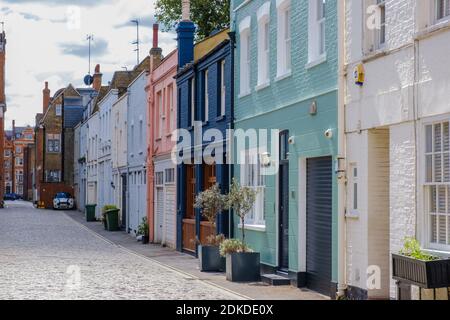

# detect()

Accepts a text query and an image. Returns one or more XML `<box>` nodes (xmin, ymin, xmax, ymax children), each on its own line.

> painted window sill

<box><xmin>275</xmin><ymin>71</ymin><xmax>292</xmax><ymax>82</ymax></box>
<box><xmin>238</xmin><ymin>91</ymin><xmax>251</xmax><ymax>99</ymax></box>
<box><xmin>216</xmin><ymin>115</ymin><xmax>226</xmax><ymax>122</ymax></box>
<box><xmin>415</xmin><ymin>18</ymin><xmax>450</xmax><ymax>40</ymax></box>
<box><xmin>345</xmin><ymin>213</ymin><xmax>359</xmax><ymax>220</ymax></box>
<box><xmin>238</xmin><ymin>224</ymin><xmax>266</xmax><ymax>232</ymax></box>
<box><xmin>255</xmin><ymin>82</ymin><xmax>270</xmax><ymax>92</ymax></box>
<box><xmin>306</xmin><ymin>54</ymin><xmax>327</xmax><ymax>70</ymax></box>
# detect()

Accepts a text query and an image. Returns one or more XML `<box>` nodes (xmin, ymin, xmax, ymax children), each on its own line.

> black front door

<box><xmin>306</xmin><ymin>156</ymin><xmax>332</xmax><ymax>297</ymax></box>
<box><xmin>121</xmin><ymin>174</ymin><xmax>127</xmax><ymax>230</ymax></box>
<box><xmin>279</xmin><ymin>131</ymin><xmax>289</xmax><ymax>270</ymax></box>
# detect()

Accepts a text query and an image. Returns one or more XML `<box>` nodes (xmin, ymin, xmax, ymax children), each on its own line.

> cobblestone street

<box><xmin>0</xmin><ymin>201</ymin><xmax>242</xmax><ymax>300</ymax></box>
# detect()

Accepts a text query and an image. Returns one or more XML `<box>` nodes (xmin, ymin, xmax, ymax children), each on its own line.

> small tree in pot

<box><xmin>194</xmin><ymin>184</ymin><xmax>227</xmax><ymax>272</ymax></box>
<box><xmin>137</xmin><ymin>217</ymin><xmax>150</xmax><ymax>244</ymax></box>
<box><xmin>220</xmin><ymin>178</ymin><xmax>260</xmax><ymax>282</ymax></box>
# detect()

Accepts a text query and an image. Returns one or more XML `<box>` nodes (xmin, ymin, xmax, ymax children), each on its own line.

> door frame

<box><xmin>154</xmin><ymin>186</ymin><xmax>165</xmax><ymax>243</ymax></box>
<box><xmin>278</xmin><ymin>130</ymin><xmax>290</xmax><ymax>271</ymax></box>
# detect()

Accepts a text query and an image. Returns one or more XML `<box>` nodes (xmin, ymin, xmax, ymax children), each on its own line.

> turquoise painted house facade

<box><xmin>231</xmin><ymin>0</ymin><xmax>338</xmax><ymax>297</ymax></box>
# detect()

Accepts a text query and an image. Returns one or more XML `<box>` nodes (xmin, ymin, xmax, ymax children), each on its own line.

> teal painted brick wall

<box><xmin>232</xmin><ymin>0</ymin><xmax>339</xmax><ymax>282</ymax></box>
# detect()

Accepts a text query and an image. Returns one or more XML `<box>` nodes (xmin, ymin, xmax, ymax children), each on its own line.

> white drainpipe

<box><xmin>337</xmin><ymin>0</ymin><xmax>347</xmax><ymax>298</ymax></box>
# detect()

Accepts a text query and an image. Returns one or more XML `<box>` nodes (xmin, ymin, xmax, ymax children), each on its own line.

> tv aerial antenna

<box><xmin>84</xmin><ymin>34</ymin><xmax>94</xmax><ymax>86</ymax></box>
<box><xmin>131</xmin><ymin>19</ymin><xmax>140</xmax><ymax>65</ymax></box>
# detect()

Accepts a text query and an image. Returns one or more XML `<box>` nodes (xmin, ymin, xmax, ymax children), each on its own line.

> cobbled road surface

<box><xmin>0</xmin><ymin>201</ymin><xmax>241</xmax><ymax>300</ymax></box>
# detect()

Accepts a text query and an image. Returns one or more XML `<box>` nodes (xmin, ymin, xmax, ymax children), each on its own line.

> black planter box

<box><xmin>226</xmin><ymin>252</ymin><xmax>261</xmax><ymax>282</ymax></box>
<box><xmin>198</xmin><ymin>245</ymin><xmax>225</xmax><ymax>272</ymax></box>
<box><xmin>392</xmin><ymin>254</ymin><xmax>450</xmax><ymax>289</ymax></box>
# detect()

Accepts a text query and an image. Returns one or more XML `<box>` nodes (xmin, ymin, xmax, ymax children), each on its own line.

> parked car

<box><xmin>4</xmin><ymin>193</ymin><xmax>19</xmax><ymax>201</ymax></box>
<box><xmin>53</xmin><ymin>192</ymin><xmax>75</xmax><ymax>210</ymax></box>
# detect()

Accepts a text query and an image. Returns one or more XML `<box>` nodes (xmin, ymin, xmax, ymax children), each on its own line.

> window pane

<box><xmin>438</xmin><ymin>186</ymin><xmax>446</xmax><ymax>213</ymax></box>
<box><xmin>353</xmin><ymin>182</ymin><xmax>358</xmax><ymax>210</ymax></box>
<box><xmin>435</xmin><ymin>123</ymin><xmax>442</xmax><ymax>152</ymax></box>
<box><xmin>435</xmin><ymin>153</ymin><xmax>442</xmax><ymax>182</ymax></box>
<box><xmin>426</xmin><ymin>125</ymin><xmax>433</xmax><ymax>153</ymax></box>
<box><xmin>438</xmin><ymin>215</ymin><xmax>447</xmax><ymax>244</ymax></box>
<box><xmin>444</xmin><ymin>153</ymin><xmax>450</xmax><ymax>182</ymax></box>
<box><xmin>430</xmin><ymin>186</ymin><xmax>437</xmax><ymax>213</ymax></box>
<box><xmin>444</xmin><ymin>122</ymin><xmax>450</xmax><ymax>151</ymax></box>
<box><xmin>431</xmin><ymin>214</ymin><xmax>437</xmax><ymax>243</ymax></box>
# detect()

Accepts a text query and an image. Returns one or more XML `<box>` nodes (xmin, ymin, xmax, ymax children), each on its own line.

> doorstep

<box><xmin>64</xmin><ymin>210</ymin><xmax>329</xmax><ymax>300</ymax></box>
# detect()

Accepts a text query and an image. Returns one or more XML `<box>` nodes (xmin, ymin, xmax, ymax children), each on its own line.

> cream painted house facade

<box><xmin>344</xmin><ymin>0</ymin><xmax>450</xmax><ymax>300</ymax></box>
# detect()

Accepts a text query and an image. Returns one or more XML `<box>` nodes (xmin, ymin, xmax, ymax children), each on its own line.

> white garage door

<box><xmin>164</xmin><ymin>185</ymin><xmax>176</xmax><ymax>248</ymax></box>
<box><xmin>155</xmin><ymin>187</ymin><xmax>164</xmax><ymax>243</ymax></box>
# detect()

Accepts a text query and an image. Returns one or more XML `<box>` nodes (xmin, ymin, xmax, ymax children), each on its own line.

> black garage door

<box><xmin>306</xmin><ymin>156</ymin><xmax>332</xmax><ymax>297</ymax></box>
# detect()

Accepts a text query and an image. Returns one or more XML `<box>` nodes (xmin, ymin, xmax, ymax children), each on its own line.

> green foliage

<box><xmin>155</xmin><ymin>0</ymin><xmax>230</xmax><ymax>40</ymax></box>
<box><xmin>219</xmin><ymin>238</ymin><xmax>252</xmax><ymax>257</ymax></box>
<box><xmin>137</xmin><ymin>217</ymin><xmax>149</xmax><ymax>237</ymax></box>
<box><xmin>400</xmin><ymin>237</ymin><xmax>437</xmax><ymax>261</ymax></box>
<box><xmin>194</xmin><ymin>184</ymin><xmax>227</xmax><ymax>226</ymax></box>
<box><xmin>206</xmin><ymin>233</ymin><xmax>226</xmax><ymax>246</ymax></box>
<box><xmin>102</xmin><ymin>205</ymin><xmax>118</xmax><ymax>221</ymax></box>
<box><xmin>227</xmin><ymin>178</ymin><xmax>257</xmax><ymax>246</ymax></box>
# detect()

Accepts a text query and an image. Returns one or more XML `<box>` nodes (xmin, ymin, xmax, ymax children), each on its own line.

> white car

<box><xmin>53</xmin><ymin>192</ymin><xmax>75</xmax><ymax>210</ymax></box>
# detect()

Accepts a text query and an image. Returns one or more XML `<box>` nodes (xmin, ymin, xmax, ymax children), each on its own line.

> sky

<box><xmin>0</xmin><ymin>0</ymin><xmax>177</xmax><ymax>129</ymax></box>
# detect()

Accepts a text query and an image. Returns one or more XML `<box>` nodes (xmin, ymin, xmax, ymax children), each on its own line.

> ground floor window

<box><xmin>424</xmin><ymin>121</ymin><xmax>450</xmax><ymax>250</ymax></box>
<box><xmin>240</xmin><ymin>149</ymin><xmax>266</xmax><ymax>226</ymax></box>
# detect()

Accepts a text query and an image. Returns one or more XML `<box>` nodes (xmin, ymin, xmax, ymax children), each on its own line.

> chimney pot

<box><xmin>93</xmin><ymin>64</ymin><xmax>102</xmax><ymax>91</ymax></box>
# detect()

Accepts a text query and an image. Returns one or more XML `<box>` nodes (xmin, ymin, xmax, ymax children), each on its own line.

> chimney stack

<box><xmin>153</xmin><ymin>24</ymin><xmax>159</xmax><ymax>49</ymax></box>
<box><xmin>43</xmin><ymin>82</ymin><xmax>50</xmax><ymax>114</ymax></box>
<box><xmin>177</xmin><ymin>0</ymin><xmax>195</xmax><ymax>69</ymax></box>
<box><xmin>150</xmin><ymin>23</ymin><xmax>162</xmax><ymax>71</ymax></box>
<box><xmin>93</xmin><ymin>64</ymin><xmax>102</xmax><ymax>91</ymax></box>
<box><xmin>12</xmin><ymin>120</ymin><xmax>15</xmax><ymax>139</ymax></box>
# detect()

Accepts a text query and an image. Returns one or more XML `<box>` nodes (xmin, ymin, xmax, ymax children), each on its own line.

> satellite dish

<box><xmin>84</xmin><ymin>74</ymin><xmax>93</xmax><ymax>86</ymax></box>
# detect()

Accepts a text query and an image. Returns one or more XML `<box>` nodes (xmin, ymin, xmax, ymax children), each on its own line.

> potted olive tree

<box><xmin>137</xmin><ymin>217</ymin><xmax>149</xmax><ymax>244</ymax></box>
<box><xmin>220</xmin><ymin>178</ymin><xmax>260</xmax><ymax>282</ymax></box>
<box><xmin>194</xmin><ymin>184</ymin><xmax>227</xmax><ymax>272</ymax></box>
<box><xmin>392</xmin><ymin>237</ymin><xmax>450</xmax><ymax>289</ymax></box>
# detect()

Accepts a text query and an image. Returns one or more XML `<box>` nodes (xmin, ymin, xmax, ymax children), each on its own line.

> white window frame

<box><xmin>220</xmin><ymin>60</ymin><xmax>226</xmax><ymax>117</ymax></box>
<box><xmin>276</xmin><ymin>0</ymin><xmax>292</xmax><ymax>79</ymax></box>
<box><xmin>436</xmin><ymin>0</ymin><xmax>450</xmax><ymax>22</ymax></box>
<box><xmin>239</xmin><ymin>16</ymin><xmax>251</xmax><ymax>97</ymax></box>
<box><xmin>155</xmin><ymin>171</ymin><xmax>164</xmax><ymax>186</ymax></box>
<box><xmin>422</xmin><ymin>119</ymin><xmax>450</xmax><ymax>252</ymax></box>
<box><xmin>240</xmin><ymin>149</ymin><xmax>266</xmax><ymax>228</ymax></box>
<box><xmin>375</xmin><ymin>0</ymin><xmax>386</xmax><ymax>50</ymax></box>
<box><xmin>349</xmin><ymin>163</ymin><xmax>359</xmax><ymax>217</ymax></box>
<box><xmin>307</xmin><ymin>0</ymin><xmax>327</xmax><ymax>66</ymax></box>
<box><xmin>47</xmin><ymin>133</ymin><xmax>61</xmax><ymax>153</ymax></box>
<box><xmin>257</xmin><ymin>2</ymin><xmax>271</xmax><ymax>88</ymax></box>
<box><xmin>55</xmin><ymin>104</ymin><xmax>62</xmax><ymax>116</ymax></box>
<box><xmin>165</xmin><ymin>168</ymin><xmax>175</xmax><ymax>184</ymax></box>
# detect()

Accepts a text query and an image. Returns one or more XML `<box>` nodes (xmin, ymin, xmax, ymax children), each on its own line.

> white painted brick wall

<box><xmin>389</xmin><ymin>122</ymin><xmax>417</xmax><ymax>299</ymax></box>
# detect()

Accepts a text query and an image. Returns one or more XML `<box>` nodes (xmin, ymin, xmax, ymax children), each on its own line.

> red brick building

<box><xmin>0</xmin><ymin>31</ymin><xmax>6</xmax><ymax>205</ymax></box>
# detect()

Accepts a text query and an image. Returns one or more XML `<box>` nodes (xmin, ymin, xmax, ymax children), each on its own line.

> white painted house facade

<box><xmin>97</xmin><ymin>89</ymin><xmax>117</xmax><ymax>216</ymax></box>
<box><xmin>86</xmin><ymin>111</ymin><xmax>99</xmax><ymax>218</ymax></box>
<box><xmin>127</xmin><ymin>70</ymin><xmax>148</xmax><ymax>236</ymax></box>
<box><xmin>112</xmin><ymin>92</ymin><xmax>128</xmax><ymax>227</ymax></box>
<box><xmin>344</xmin><ymin>0</ymin><xmax>450</xmax><ymax>300</ymax></box>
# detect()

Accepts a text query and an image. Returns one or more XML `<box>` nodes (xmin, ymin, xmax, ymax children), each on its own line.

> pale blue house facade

<box><xmin>127</xmin><ymin>70</ymin><xmax>148</xmax><ymax>235</ymax></box>
<box><xmin>232</xmin><ymin>0</ymin><xmax>339</xmax><ymax>297</ymax></box>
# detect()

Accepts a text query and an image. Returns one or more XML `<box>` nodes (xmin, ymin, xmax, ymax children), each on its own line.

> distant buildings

<box><xmin>0</xmin><ymin>30</ymin><xmax>7</xmax><ymax>204</ymax></box>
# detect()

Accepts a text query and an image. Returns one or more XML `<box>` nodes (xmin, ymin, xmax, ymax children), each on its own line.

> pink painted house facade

<box><xmin>146</xmin><ymin>27</ymin><xmax>178</xmax><ymax>247</ymax></box>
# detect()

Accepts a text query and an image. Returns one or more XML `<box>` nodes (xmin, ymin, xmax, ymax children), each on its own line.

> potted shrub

<box><xmin>102</xmin><ymin>205</ymin><xmax>120</xmax><ymax>231</ymax></box>
<box><xmin>137</xmin><ymin>217</ymin><xmax>149</xmax><ymax>244</ymax></box>
<box><xmin>392</xmin><ymin>237</ymin><xmax>450</xmax><ymax>289</ymax></box>
<box><xmin>194</xmin><ymin>184</ymin><xmax>227</xmax><ymax>272</ymax></box>
<box><xmin>220</xmin><ymin>178</ymin><xmax>261</xmax><ymax>282</ymax></box>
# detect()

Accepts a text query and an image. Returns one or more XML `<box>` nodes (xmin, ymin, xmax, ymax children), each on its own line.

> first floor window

<box><xmin>15</xmin><ymin>157</ymin><xmax>23</xmax><ymax>166</ymax></box>
<box><xmin>425</xmin><ymin>121</ymin><xmax>450</xmax><ymax>249</ymax></box>
<box><xmin>47</xmin><ymin>133</ymin><xmax>61</xmax><ymax>153</ymax></box>
<box><xmin>155</xmin><ymin>171</ymin><xmax>164</xmax><ymax>186</ymax></box>
<box><xmin>240</xmin><ymin>149</ymin><xmax>265</xmax><ymax>226</ymax></box>
<box><xmin>437</xmin><ymin>0</ymin><xmax>450</xmax><ymax>20</ymax></box>
<box><xmin>46</xmin><ymin>170</ymin><xmax>61</xmax><ymax>183</ymax></box>
<box><xmin>376</xmin><ymin>0</ymin><xmax>386</xmax><ymax>48</ymax></box>
<box><xmin>165</xmin><ymin>168</ymin><xmax>175</xmax><ymax>184</ymax></box>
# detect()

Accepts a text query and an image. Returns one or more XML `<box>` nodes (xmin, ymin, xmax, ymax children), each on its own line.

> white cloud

<box><xmin>2</xmin><ymin>0</ymin><xmax>177</xmax><ymax>129</ymax></box>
